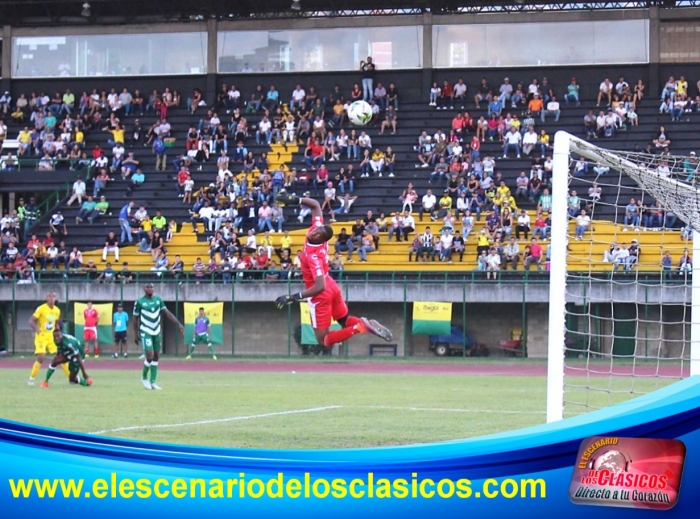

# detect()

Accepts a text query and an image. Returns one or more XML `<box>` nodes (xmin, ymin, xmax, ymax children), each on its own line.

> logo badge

<box><xmin>569</xmin><ymin>436</ymin><xmax>685</xmax><ymax>510</ymax></box>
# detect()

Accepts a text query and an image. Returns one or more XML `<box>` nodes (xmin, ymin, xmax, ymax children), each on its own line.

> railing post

<box><xmin>403</xmin><ymin>278</ymin><xmax>408</xmax><ymax>358</ymax></box>
<box><xmin>174</xmin><ymin>282</ymin><xmax>180</xmax><ymax>357</ymax></box>
<box><xmin>521</xmin><ymin>280</ymin><xmax>527</xmax><ymax>358</ymax></box>
<box><xmin>644</xmin><ymin>284</ymin><xmax>649</xmax><ymax>358</ymax></box>
<box><xmin>344</xmin><ymin>281</ymin><xmax>349</xmax><ymax>357</ymax></box>
<box><xmin>11</xmin><ymin>279</ymin><xmax>16</xmax><ymax>355</ymax></box>
<box><xmin>462</xmin><ymin>282</ymin><xmax>467</xmax><ymax>357</ymax></box>
<box><xmin>231</xmin><ymin>281</ymin><xmax>236</xmax><ymax>356</ymax></box>
<box><xmin>285</xmin><ymin>276</ymin><xmax>291</xmax><ymax>356</ymax></box>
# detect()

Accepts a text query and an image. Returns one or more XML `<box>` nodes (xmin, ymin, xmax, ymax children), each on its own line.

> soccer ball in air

<box><xmin>347</xmin><ymin>100</ymin><xmax>373</xmax><ymax>126</ymax></box>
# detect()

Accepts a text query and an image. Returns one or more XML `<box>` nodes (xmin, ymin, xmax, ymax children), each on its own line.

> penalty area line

<box><xmin>89</xmin><ymin>406</ymin><xmax>342</xmax><ymax>435</ymax></box>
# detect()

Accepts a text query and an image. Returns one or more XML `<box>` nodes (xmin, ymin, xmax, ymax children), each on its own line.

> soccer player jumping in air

<box><xmin>41</xmin><ymin>329</ymin><xmax>93</xmax><ymax>388</ymax></box>
<box><xmin>133</xmin><ymin>283</ymin><xmax>184</xmax><ymax>390</ymax></box>
<box><xmin>274</xmin><ymin>192</ymin><xmax>393</xmax><ymax>348</ymax></box>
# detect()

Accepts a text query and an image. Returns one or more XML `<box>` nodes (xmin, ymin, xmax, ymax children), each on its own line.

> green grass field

<box><xmin>0</xmin><ymin>362</ymin><xmax>681</xmax><ymax>449</ymax></box>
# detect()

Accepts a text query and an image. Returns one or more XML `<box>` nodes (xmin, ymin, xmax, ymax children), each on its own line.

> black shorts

<box><xmin>114</xmin><ymin>331</ymin><xmax>127</xmax><ymax>344</ymax></box>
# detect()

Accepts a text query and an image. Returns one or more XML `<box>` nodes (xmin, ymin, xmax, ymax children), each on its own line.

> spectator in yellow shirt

<box><xmin>17</xmin><ymin>127</ymin><xmax>32</xmax><ymax>156</ymax></box>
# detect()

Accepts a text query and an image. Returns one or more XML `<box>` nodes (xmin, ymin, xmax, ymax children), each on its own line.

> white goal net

<box><xmin>546</xmin><ymin>131</ymin><xmax>700</xmax><ymax>422</ymax></box>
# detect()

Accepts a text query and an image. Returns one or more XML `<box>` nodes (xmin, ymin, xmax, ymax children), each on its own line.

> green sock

<box><xmin>207</xmin><ymin>344</ymin><xmax>215</xmax><ymax>356</ymax></box>
<box><xmin>77</xmin><ymin>376</ymin><xmax>89</xmax><ymax>387</ymax></box>
<box><xmin>150</xmin><ymin>361</ymin><xmax>159</xmax><ymax>384</ymax></box>
<box><xmin>142</xmin><ymin>360</ymin><xmax>150</xmax><ymax>380</ymax></box>
<box><xmin>188</xmin><ymin>345</ymin><xmax>195</xmax><ymax>356</ymax></box>
<box><xmin>45</xmin><ymin>366</ymin><xmax>56</xmax><ymax>382</ymax></box>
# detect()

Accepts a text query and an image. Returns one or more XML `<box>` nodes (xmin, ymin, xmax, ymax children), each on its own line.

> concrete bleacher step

<box><xmin>74</xmin><ymin>211</ymin><xmax>691</xmax><ymax>273</ymax></box>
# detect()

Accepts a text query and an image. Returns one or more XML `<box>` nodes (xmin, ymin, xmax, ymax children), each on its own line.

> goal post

<box><xmin>546</xmin><ymin>130</ymin><xmax>700</xmax><ymax>423</ymax></box>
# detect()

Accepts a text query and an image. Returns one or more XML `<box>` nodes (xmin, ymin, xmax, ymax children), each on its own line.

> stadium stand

<box><xmin>0</xmin><ymin>70</ymin><xmax>696</xmax><ymax>280</ymax></box>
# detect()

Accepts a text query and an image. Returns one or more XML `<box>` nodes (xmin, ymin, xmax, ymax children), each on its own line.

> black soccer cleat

<box><xmin>360</xmin><ymin>317</ymin><xmax>394</xmax><ymax>342</ymax></box>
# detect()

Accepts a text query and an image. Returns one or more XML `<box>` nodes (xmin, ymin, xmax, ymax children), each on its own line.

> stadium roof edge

<box><xmin>0</xmin><ymin>1</ymin><xmax>689</xmax><ymax>28</ymax></box>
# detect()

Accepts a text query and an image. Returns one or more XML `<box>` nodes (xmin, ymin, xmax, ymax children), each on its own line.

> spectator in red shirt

<box><xmin>438</xmin><ymin>80</ymin><xmax>454</xmax><ymax>110</ymax></box>
<box><xmin>313</xmin><ymin>164</ymin><xmax>330</xmax><ymax>195</ymax></box>
<box><xmin>524</xmin><ymin>238</ymin><xmax>543</xmax><ymax>271</ymax></box>
<box><xmin>303</xmin><ymin>139</ymin><xmax>325</xmax><ymax>169</ymax></box>
<box><xmin>177</xmin><ymin>167</ymin><xmax>190</xmax><ymax>198</ymax></box>
<box><xmin>42</xmin><ymin>232</ymin><xmax>55</xmax><ymax>248</ymax></box>
<box><xmin>452</xmin><ymin>113</ymin><xmax>466</xmax><ymax>135</ymax></box>
<box><xmin>23</xmin><ymin>234</ymin><xmax>41</xmax><ymax>258</ymax></box>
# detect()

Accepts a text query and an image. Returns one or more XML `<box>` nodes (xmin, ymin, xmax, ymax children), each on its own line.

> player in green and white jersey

<box><xmin>41</xmin><ymin>329</ymin><xmax>93</xmax><ymax>388</ymax></box>
<box><xmin>133</xmin><ymin>283</ymin><xmax>184</xmax><ymax>390</ymax></box>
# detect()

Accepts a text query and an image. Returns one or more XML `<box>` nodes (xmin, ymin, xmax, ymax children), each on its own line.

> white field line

<box><xmin>89</xmin><ymin>406</ymin><xmax>342</xmax><ymax>435</ymax></box>
<box><xmin>354</xmin><ymin>405</ymin><xmax>543</xmax><ymax>415</ymax></box>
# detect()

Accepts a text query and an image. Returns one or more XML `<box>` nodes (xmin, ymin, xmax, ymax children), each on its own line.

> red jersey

<box><xmin>84</xmin><ymin>308</ymin><xmax>99</xmax><ymax>328</ymax></box>
<box><xmin>300</xmin><ymin>215</ymin><xmax>329</xmax><ymax>289</ymax></box>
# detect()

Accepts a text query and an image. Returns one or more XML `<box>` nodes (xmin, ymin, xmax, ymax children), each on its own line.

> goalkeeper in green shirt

<box><xmin>41</xmin><ymin>329</ymin><xmax>93</xmax><ymax>388</ymax></box>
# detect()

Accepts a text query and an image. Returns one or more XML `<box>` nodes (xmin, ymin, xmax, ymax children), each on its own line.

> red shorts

<box><xmin>308</xmin><ymin>277</ymin><xmax>348</xmax><ymax>330</ymax></box>
<box><xmin>83</xmin><ymin>328</ymin><xmax>97</xmax><ymax>341</ymax></box>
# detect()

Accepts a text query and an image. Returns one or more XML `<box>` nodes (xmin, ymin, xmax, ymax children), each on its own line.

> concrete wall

<box><xmin>0</xmin><ymin>281</ymin><xmax>693</xmax><ymax>360</ymax></box>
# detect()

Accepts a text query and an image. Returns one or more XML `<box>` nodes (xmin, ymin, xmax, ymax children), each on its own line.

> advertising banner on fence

<box><xmin>299</xmin><ymin>301</ymin><xmax>341</xmax><ymax>344</ymax></box>
<box><xmin>183</xmin><ymin>303</ymin><xmax>224</xmax><ymax>345</ymax></box>
<box><xmin>412</xmin><ymin>301</ymin><xmax>452</xmax><ymax>335</ymax></box>
<box><xmin>73</xmin><ymin>303</ymin><xmax>113</xmax><ymax>345</ymax></box>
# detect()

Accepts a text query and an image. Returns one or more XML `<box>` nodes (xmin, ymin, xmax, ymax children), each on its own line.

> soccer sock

<box><xmin>61</xmin><ymin>363</ymin><xmax>70</xmax><ymax>377</ymax></box>
<box><xmin>343</xmin><ymin>316</ymin><xmax>362</xmax><ymax>328</ymax></box>
<box><xmin>207</xmin><ymin>344</ymin><xmax>215</xmax><ymax>356</ymax></box>
<box><xmin>324</xmin><ymin>325</ymin><xmax>363</xmax><ymax>347</ymax></box>
<box><xmin>95</xmin><ymin>345</ymin><xmax>100</xmax><ymax>355</ymax></box>
<box><xmin>44</xmin><ymin>365</ymin><xmax>56</xmax><ymax>382</ymax></box>
<box><xmin>188</xmin><ymin>344</ymin><xmax>195</xmax><ymax>356</ymax></box>
<box><xmin>77</xmin><ymin>376</ymin><xmax>89</xmax><ymax>387</ymax></box>
<box><xmin>30</xmin><ymin>361</ymin><xmax>41</xmax><ymax>380</ymax></box>
<box><xmin>142</xmin><ymin>360</ymin><xmax>151</xmax><ymax>380</ymax></box>
<box><xmin>149</xmin><ymin>361</ymin><xmax>159</xmax><ymax>384</ymax></box>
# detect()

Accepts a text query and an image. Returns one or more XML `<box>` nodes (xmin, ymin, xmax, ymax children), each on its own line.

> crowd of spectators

<box><xmin>2</xmin><ymin>67</ymin><xmax>699</xmax><ymax>278</ymax></box>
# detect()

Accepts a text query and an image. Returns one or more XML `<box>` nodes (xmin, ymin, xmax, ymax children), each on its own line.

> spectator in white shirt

<box><xmin>522</xmin><ymin>127</ymin><xmax>538</xmax><ymax>156</ymax></box>
<box><xmin>453</xmin><ymin>79</ymin><xmax>468</xmax><ymax>108</ymax></box>
<box><xmin>290</xmin><ymin>85</ymin><xmax>306</xmax><ymax>113</ymax></box>
<box><xmin>593</xmin><ymin>162</ymin><xmax>610</xmax><ymax>176</ymax></box>
<box><xmin>498</xmin><ymin>78</ymin><xmax>513</xmax><ymax>105</ymax></box>
<box><xmin>66</xmin><ymin>177</ymin><xmax>87</xmax><ymax>206</ymax></box>
<box><xmin>588</xmin><ymin>183</ymin><xmax>602</xmax><ymax>203</ymax></box>
<box><xmin>515</xmin><ymin>171</ymin><xmax>529</xmax><ymax>200</ymax></box>
<box><xmin>503</xmin><ymin>127</ymin><xmax>522</xmax><ymax>159</ymax></box>
<box><xmin>515</xmin><ymin>210</ymin><xmax>531</xmax><ymax>240</ymax></box>
<box><xmin>613</xmin><ymin>244</ymin><xmax>630</xmax><ymax>271</ymax></box>
<box><xmin>575</xmin><ymin>209</ymin><xmax>591</xmax><ymax>240</ymax></box>
<box><xmin>486</xmin><ymin>248</ymin><xmax>501</xmax><ymax>280</ymax></box>
<box><xmin>597</xmin><ymin>78</ymin><xmax>613</xmax><ymax>107</ymax></box>
<box><xmin>227</xmin><ymin>85</ymin><xmax>241</xmax><ymax>111</ymax></box>
<box><xmin>541</xmin><ymin>96</ymin><xmax>561</xmax><ymax>123</ymax></box>
<box><xmin>615</xmin><ymin>76</ymin><xmax>629</xmax><ymax>96</ymax></box>
<box><xmin>420</xmin><ymin>189</ymin><xmax>437</xmax><ymax>221</ymax></box>
<box><xmin>257</xmin><ymin>116</ymin><xmax>272</xmax><ymax>145</ymax></box>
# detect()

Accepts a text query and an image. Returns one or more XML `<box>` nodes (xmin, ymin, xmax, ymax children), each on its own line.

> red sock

<box><xmin>324</xmin><ymin>326</ymin><xmax>361</xmax><ymax>347</ymax></box>
<box><xmin>344</xmin><ymin>316</ymin><xmax>361</xmax><ymax>328</ymax></box>
<box><xmin>95</xmin><ymin>346</ymin><xmax>100</xmax><ymax>355</ymax></box>
<box><xmin>323</xmin><ymin>316</ymin><xmax>363</xmax><ymax>347</ymax></box>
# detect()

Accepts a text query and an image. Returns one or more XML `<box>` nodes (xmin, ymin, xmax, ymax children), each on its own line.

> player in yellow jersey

<box><xmin>27</xmin><ymin>292</ymin><xmax>69</xmax><ymax>385</ymax></box>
